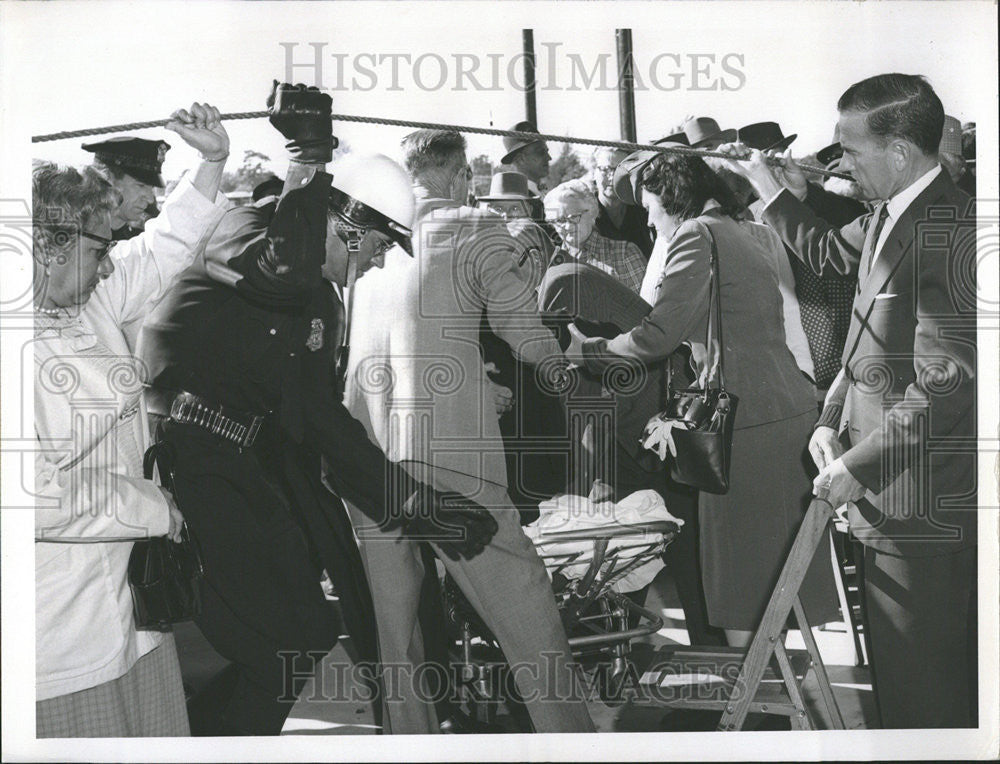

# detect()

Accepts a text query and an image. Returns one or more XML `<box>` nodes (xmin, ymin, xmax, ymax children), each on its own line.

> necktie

<box><xmin>860</xmin><ymin>203</ymin><xmax>889</xmax><ymax>283</ymax></box>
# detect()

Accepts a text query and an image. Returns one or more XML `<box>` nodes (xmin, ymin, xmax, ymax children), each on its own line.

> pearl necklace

<box><xmin>34</xmin><ymin>304</ymin><xmax>68</xmax><ymax>317</ymax></box>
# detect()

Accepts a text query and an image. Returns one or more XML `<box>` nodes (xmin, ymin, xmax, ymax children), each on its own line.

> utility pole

<box><xmin>616</xmin><ymin>29</ymin><xmax>637</xmax><ymax>143</ymax></box>
<box><xmin>523</xmin><ymin>29</ymin><xmax>538</xmax><ymax>125</ymax></box>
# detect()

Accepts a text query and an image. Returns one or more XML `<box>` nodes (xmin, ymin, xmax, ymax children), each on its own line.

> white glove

<box><xmin>640</xmin><ymin>414</ymin><xmax>694</xmax><ymax>461</ymax></box>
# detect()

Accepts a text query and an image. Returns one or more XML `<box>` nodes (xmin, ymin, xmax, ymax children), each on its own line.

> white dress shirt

<box><xmin>871</xmin><ymin>164</ymin><xmax>942</xmax><ymax>267</ymax></box>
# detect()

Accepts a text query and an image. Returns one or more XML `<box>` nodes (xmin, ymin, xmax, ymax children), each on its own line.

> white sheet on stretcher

<box><xmin>523</xmin><ymin>490</ymin><xmax>684</xmax><ymax>593</ymax></box>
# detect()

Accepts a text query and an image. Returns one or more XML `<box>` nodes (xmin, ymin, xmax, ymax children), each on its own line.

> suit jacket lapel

<box><xmin>842</xmin><ymin>171</ymin><xmax>952</xmax><ymax>367</ymax></box>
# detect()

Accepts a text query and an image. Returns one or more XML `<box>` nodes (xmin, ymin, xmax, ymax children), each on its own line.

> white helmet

<box><xmin>329</xmin><ymin>152</ymin><xmax>416</xmax><ymax>254</ymax></box>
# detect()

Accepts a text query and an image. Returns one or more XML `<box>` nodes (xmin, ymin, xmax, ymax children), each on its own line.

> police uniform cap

<box><xmin>82</xmin><ymin>136</ymin><xmax>171</xmax><ymax>187</ymax></box>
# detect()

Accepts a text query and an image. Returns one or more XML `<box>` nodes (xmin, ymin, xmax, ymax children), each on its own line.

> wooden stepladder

<box><xmin>638</xmin><ymin>498</ymin><xmax>847</xmax><ymax>730</ymax></box>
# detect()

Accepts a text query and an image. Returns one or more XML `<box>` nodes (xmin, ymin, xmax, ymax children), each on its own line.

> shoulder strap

<box><xmin>704</xmin><ymin>227</ymin><xmax>726</xmax><ymax>392</ymax></box>
<box><xmin>664</xmin><ymin>224</ymin><xmax>726</xmax><ymax>397</ymax></box>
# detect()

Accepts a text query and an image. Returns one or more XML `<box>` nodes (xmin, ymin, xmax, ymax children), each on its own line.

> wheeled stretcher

<box><xmin>442</xmin><ymin>491</ymin><xmax>680</xmax><ymax>729</ymax></box>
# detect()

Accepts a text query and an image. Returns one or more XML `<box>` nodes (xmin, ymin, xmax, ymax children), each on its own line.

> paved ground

<box><xmin>174</xmin><ymin>565</ymin><xmax>876</xmax><ymax>735</ymax></box>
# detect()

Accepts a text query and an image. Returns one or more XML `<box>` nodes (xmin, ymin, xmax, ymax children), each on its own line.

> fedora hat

<box><xmin>737</xmin><ymin>121</ymin><xmax>798</xmax><ymax>152</ymax></box>
<box><xmin>479</xmin><ymin>172</ymin><xmax>534</xmax><ymax>200</ymax></box>
<box><xmin>682</xmin><ymin>117</ymin><xmax>736</xmax><ymax>149</ymax></box>
<box><xmin>501</xmin><ymin>120</ymin><xmax>545</xmax><ymax>164</ymax></box>
<box><xmin>652</xmin><ymin>131</ymin><xmax>690</xmax><ymax>146</ymax></box>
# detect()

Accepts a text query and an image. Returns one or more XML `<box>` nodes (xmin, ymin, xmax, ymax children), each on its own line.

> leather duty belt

<box><xmin>166</xmin><ymin>391</ymin><xmax>266</xmax><ymax>449</ymax></box>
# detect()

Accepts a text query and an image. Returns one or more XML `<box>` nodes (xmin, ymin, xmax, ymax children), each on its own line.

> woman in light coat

<box><xmin>569</xmin><ymin>152</ymin><xmax>839</xmax><ymax>646</ymax></box>
<box><xmin>32</xmin><ymin>103</ymin><xmax>229</xmax><ymax>737</ymax></box>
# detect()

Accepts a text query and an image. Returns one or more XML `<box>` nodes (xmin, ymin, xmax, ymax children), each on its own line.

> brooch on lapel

<box><xmin>306</xmin><ymin>318</ymin><xmax>324</xmax><ymax>351</ymax></box>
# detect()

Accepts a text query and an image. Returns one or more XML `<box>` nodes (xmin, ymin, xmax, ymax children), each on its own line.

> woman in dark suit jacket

<box><xmin>570</xmin><ymin>153</ymin><xmax>839</xmax><ymax>645</ymax></box>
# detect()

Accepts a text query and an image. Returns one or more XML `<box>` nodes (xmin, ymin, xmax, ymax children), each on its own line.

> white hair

<box><xmin>545</xmin><ymin>178</ymin><xmax>599</xmax><ymax>214</ymax></box>
<box><xmin>590</xmin><ymin>146</ymin><xmax>628</xmax><ymax>167</ymax></box>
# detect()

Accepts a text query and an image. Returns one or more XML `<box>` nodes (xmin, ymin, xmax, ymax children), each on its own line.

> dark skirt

<box><xmin>699</xmin><ymin>409</ymin><xmax>840</xmax><ymax>631</ymax></box>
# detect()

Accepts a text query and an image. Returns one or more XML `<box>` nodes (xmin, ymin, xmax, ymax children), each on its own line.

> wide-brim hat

<box><xmin>612</xmin><ymin>148</ymin><xmax>668</xmax><ymax>206</ymax></box>
<box><xmin>501</xmin><ymin>121</ymin><xmax>544</xmax><ymax>164</ymax></box>
<box><xmin>737</xmin><ymin>121</ymin><xmax>798</xmax><ymax>153</ymax></box>
<box><xmin>683</xmin><ymin>117</ymin><xmax>736</xmax><ymax>149</ymax></box>
<box><xmin>479</xmin><ymin>171</ymin><xmax>533</xmax><ymax>200</ymax></box>
<box><xmin>652</xmin><ymin>131</ymin><xmax>690</xmax><ymax>146</ymax></box>
<box><xmin>82</xmin><ymin>136</ymin><xmax>170</xmax><ymax>187</ymax></box>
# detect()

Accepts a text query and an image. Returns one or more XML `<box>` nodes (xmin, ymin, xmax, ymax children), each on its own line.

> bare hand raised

<box><xmin>165</xmin><ymin>102</ymin><xmax>230</xmax><ymax>161</ymax></box>
<box><xmin>714</xmin><ymin>141</ymin><xmax>802</xmax><ymax>202</ymax></box>
<box><xmin>765</xmin><ymin>148</ymin><xmax>808</xmax><ymax>200</ymax></box>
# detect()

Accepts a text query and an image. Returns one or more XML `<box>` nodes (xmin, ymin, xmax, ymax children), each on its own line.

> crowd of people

<box><xmin>32</xmin><ymin>73</ymin><xmax>978</xmax><ymax>737</ymax></box>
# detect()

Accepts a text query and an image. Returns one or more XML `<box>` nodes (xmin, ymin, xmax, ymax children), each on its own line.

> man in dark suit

<box><xmin>721</xmin><ymin>73</ymin><xmax>977</xmax><ymax>728</ymax></box>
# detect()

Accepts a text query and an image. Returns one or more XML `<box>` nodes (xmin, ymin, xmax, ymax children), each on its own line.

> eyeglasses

<box><xmin>81</xmin><ymin>230</ymin><xmax>114</xmax><ymax>261</ymax></box>
<box><xmin>549</xmin><ymin>212</ymin><xmax>585</xmax><ymax>226</ymax></box>
<box><xmin>371</xmin><ymin>235</ymin><xmax>394</xmax><ymax>258</ymax></box>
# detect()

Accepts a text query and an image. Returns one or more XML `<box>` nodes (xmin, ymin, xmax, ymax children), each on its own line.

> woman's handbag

<box><xmin>128</xmin><ymin>441</ymin><xmax>204</xmax><ymax>631</ymax></box>
<box><xmin>644</xmin><ymin>228</ymin><xmax>738</xmax><ymax>494</ymax></box>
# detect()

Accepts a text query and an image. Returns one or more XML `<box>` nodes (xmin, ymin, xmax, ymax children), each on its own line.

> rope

<box><xmin>31</xmin><ymin>111</ymin><xmax>850</xmax><ymax>180</ymax></box>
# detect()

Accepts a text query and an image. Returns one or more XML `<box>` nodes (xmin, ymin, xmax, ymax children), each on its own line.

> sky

<box><xmin>4</xmin><ymin>0</ymin><xmax>997</xmax><ymax>182</ymax></box>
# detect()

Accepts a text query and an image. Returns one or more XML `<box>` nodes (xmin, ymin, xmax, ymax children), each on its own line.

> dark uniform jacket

<box><xmin>141</xmin><ymin>168</ymin><xmax>418</xmax><ymax>518</ymax></box>
<box><xmin>139</xmin><ymin>167</ymin><xmax>416</xmax><ymax>680</ymax></box>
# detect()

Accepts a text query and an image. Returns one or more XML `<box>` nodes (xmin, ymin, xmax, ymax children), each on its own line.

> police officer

<box><xmin>138</xmin><ymin>82</ymin><xmax>497</xmax><ymax>736</ymax></box>
<box><xmin>83</xmin><ymin>136</ymin><xmax>171</xmax><ymax>240</ymax></box>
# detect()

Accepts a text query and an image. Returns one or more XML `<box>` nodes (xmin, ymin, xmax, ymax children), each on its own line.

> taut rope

<box><xmin>32</xmin><ymin>111</ymin><xmax>849</xmax><ymax>180</ymax></box>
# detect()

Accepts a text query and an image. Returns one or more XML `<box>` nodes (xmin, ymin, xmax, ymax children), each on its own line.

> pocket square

<box><xmin>873</xmin><ymin>292</ymin><xmax>897</xmax><ymax>300</ymax></box>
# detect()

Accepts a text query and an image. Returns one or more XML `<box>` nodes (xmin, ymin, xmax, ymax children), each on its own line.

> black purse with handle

<box><xmin>128</xmin><ymin>440</ymin><xmax>204</xmax><ymax>631</ymax></box>
<box><xmin>654</xmin><ymin>228</ymin><xmax>738</xmax><ymax>494</ymax></box>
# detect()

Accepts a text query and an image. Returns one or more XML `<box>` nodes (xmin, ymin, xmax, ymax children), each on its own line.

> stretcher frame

<box><xmin>445</xmin><ymin>520</ymin><xmax>679</xmax><ymax>725</ymax></box>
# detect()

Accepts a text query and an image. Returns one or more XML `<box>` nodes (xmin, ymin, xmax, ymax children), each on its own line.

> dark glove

<box><xmin>402</xmin><ymin>487</ymin><xmax>499</xmax><ymax>561</ymax></box>
<box><xmin>266</xmin><ymin>80</ymin><xmax>337</xmax><ymax>163</ymax></box>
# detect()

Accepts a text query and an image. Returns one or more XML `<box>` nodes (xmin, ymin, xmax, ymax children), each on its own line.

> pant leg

<box><xmin>861</xmin><ymin>544</ymin><xmax>977</xmax><ymax>728</ymax></box>
<box><xmin>347</xmin><ymin>500</ymin><xmax>436</xmax><ymax>734</ymax></box>
<box><xmin>430</xmin><ymin>480</ymin><xmax>594</xmax><ymax>733</ymax></box>
<box><xmin>165</xmin><ymin>425</ymin><xmax>340</xmax><ymax>735</ymax></box>
<box><xmin>416</xmin><ymin>544</ymin><xmax>460</xmax><ymax>722</ymax></box>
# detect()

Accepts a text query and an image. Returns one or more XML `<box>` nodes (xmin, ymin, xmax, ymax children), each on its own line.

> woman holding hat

<box><xmin>567</xmin><ymin>151</ymin><xmax>839</xmax><ymax>646</ymax></box>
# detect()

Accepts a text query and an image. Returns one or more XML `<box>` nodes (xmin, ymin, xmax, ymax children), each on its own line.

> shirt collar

<box><xmin>701</xmin><ymin>198</ymin><xmax>722</xmax><ymax>214</ymax></box>
<box><xmin>885</xmin><ymin>164</ymin><xmax>942</xmax><ymax>221</ymax></box>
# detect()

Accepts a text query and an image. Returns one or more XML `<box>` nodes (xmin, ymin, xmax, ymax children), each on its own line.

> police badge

<box><xmin>306</xmin><ymin>318</ymin><xmax>324</xmax><ymax>351</ymax></box>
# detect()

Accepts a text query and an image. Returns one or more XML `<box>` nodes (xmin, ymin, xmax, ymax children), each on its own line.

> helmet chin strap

<box><xmin>335</xmin><ymin>227</ymin><xmax>363</xmax><ymax>396</ymax></box>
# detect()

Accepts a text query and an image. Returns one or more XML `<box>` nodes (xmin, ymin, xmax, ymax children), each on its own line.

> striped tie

<box><xmin>860</xmin><ymin>202</ymin><xmax>889</xmax><ymax>284</ymax></box>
